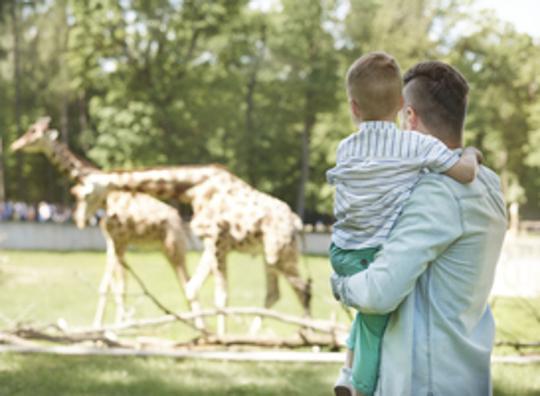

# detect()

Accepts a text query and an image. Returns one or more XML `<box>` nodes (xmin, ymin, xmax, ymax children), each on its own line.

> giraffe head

<box><xmin>10</xmin><ymin>117</ymin><xmax>59</xmax><ymax>153</ymax></box>
<box><xmin>70</xmin><ymin>180</ymin><xmax>107</xmax><ymax>229</ymax></box>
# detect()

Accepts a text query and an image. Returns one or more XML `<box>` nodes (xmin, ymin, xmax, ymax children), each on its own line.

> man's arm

<box><xmin>332</xmin><ymin>175</ymin><xmax>463</xmax><ymax>314</ymax></box>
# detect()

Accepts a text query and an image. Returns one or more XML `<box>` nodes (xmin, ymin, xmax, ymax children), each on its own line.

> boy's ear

<box><xmin>350</xmin><ymin>99</ymin><xmax>362</xmax><ymax>119</ymax></box>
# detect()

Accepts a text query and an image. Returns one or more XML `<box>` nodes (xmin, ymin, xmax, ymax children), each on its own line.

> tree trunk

<box><xmin>60</xmin><ymin>97</ymin><xmax>69</xmax><ymax>203</ymax></box>
<box><xmin>0</xmin><ymin>136</ymin><xmax>5</xmax><ymax>201</ymax></box>
<box><xmin>244</xmin><ymin>24</ymin><xmax>266</xmax><ymax>186</ymax></box>
<box><xmin>11</xmin><ymin>0</ymin><xmax>22</xmax><ymax>200</ymax></box>
<box><xmin>296</xmin><ymin>111</ymin><xmax>315</xmax><ymax>220</ymax></box>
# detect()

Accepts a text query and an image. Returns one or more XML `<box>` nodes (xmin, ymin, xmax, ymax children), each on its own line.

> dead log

<box><xmin>71</xmin><ymin>307</ymin><xmax>348</xmax><ymax>337</ymax></box>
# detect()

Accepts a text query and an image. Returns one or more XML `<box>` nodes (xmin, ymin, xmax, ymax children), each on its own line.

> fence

<box><xmin>0</xmin><ymin>222</ymin><xmax>331</xmax><ymax>255</ymax></box>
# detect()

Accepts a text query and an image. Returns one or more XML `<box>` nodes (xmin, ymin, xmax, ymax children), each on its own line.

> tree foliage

<box><xmin>1</xmin><ymin>0</ymin><xmax>539</xmax><ymax>219</ymax></box>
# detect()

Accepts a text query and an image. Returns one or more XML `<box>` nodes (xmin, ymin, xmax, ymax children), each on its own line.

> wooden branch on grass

<box><xmin>0</xmin><ymin>306</ymin><xmax>348</xmax><ymax>352</ymax></box>
<box><xmin>495</xmin><ymin>340</ymin><xmax>540</xmax><ymax>350</ymax></box>
<box><xmin>5</xmin><ymin>327</ymin><xmax>128</xmax><ymax>348</ymax></box>
<box><xmin>0</xmin><ymin>327</ymin><xmax>345</xmax><ymax>350</ymax></box>
<box><xmin>0</xmin><ymin>307</ymin><xmax>348</xmax><ymax>351</ymax></box>
<box><xmin>70</xmin><ymin>307</ymin><xmax>348</xmax><ymax>337</ymax></box>
<box><xmin>117</xmin><ymin>256</ymin><xmax>212</xmax><ymax>337</ymax></box>
<box><xmin>181</xmin><ymin>333</ymin><xmax>345</xmax><ymax>349</ymax></box>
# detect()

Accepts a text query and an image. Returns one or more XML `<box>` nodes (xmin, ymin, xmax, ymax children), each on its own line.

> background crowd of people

<box><xmin>0</xmin><ymin>201</ymin><xmax>73</xmax><ymax>223</ymax></box>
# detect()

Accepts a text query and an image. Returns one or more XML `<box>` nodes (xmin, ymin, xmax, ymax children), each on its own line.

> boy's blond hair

<box><xmin>346</xmin><ymin>52</ymin><xmax>402</xmax><ymax>120</ymax></box>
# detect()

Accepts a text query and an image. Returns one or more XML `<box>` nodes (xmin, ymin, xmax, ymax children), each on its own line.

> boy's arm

<box><xmin>418</xmin><ymin>132</ymin><xmax>481</xmax><ymax>184</ymax></box>
<box><xmin>444</xmin><ymin>147</ymin><xmax>482</xmax><ymax>184</ymax></box>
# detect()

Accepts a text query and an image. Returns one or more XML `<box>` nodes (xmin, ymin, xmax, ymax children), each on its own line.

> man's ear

<box><xmin>405</xmin><ymin>106</ymin><xmax>419</xmax><ymax>130</ymax></box>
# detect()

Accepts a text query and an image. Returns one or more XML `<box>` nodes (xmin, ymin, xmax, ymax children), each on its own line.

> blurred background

<box><xmin>0</xmin><ymin>1</ymin><xmax>539</xmax><ymax>395</ymax></box>
<box><xmin>0</xmin><ymin>0</ymin><xmax>539</xmax><ymax>225</ymax></box>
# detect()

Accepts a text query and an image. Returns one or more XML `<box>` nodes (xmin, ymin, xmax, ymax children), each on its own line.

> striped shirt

<box><xmin>327</xmin><ymin>121</ymin><xmax>459</xmax><ymax>250</ymax></box>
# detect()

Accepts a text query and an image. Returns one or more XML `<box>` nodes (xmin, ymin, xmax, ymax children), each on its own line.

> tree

<box><xmin>269</xmin><ymin>0</ymin><xmax>340</xmax><ymax>219</ymax></box>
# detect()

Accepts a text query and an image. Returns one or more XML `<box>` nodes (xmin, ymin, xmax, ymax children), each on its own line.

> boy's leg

<box><xmin>345</xmin><ymin>348</ymin><xmax>354</xmax><ymax>368</ymax></box>
<box><xmin>334</xmin><ymin>315</ymin><xmax>360</xmax><ymax>396</ymax></box>
<box><xmin>351</xmin><ymin>312</ymin><xmax>389</xmax><ymax>395</ymax></box>
<box><xmin>334</xmin><ymin>349</ymin><xmax>355</xmax><ymax>396</ymax></box>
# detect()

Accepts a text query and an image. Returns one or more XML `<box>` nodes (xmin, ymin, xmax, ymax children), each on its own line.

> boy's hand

<box><xmin>464</xmin><ymin>146</ymin><xmax>484</xmax><ymax>164</ymax></box>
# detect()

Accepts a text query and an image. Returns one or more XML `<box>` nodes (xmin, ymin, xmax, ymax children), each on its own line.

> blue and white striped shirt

<box><xmin>327</xmin><ymin>121</ymin><xmax>459</xmax><ymax>250</ymax></box>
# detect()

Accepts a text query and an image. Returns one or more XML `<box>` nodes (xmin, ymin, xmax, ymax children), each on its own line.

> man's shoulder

<box><xmin>416</xmin><ymin>165</ymin><xmax>503</xmax><ymax>201</ymax></box>
<box><xmin>477</xmin><ymin>165</ymin><xmax>503</xmax><ymax>191</ymax></box>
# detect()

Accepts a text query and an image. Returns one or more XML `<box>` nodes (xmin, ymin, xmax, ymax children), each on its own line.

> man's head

<box><xmin>346</xmin><ymin>51</ymin><xmax>403</xmax><ymax>123</ymax></box>
<box><xmin>402</xmin><ymin>61</ymin><xmax>469</xmax><ymax>148</ymax></box>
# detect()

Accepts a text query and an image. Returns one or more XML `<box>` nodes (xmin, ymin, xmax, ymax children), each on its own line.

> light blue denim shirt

<box><xmin>334</xmin><ymin>165</ymin><xmax>507</xmax><ymax>395</ymax></box>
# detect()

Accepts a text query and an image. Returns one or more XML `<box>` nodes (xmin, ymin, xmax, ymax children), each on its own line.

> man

<box><xmin>331</xmin><ymin>61</ymin><xmax>507</xmax><ymax>395</ymax></box>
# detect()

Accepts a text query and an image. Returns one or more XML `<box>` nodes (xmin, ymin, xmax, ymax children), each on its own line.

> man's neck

<box><xmin>442</xmin><ymin>140</ymin><xmax>462</xmax><ymax>150</ymax></box>
<box><xmin>416</xmin><ymin>125</ymin><xmax>462</xmax><ymax>149</ymax></box>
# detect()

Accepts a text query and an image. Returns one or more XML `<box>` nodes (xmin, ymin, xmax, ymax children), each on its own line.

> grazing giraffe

<box><xmin>72</xmin><ymin>165</ymin><xmax>312</xmax><ymax>335</ymax></box>
<box><xmin>10</xmin><ymin>117</ymin><xmax>203</xmax><ymax>328</ymax></box>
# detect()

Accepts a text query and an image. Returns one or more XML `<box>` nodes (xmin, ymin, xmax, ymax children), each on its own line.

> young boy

<box><xmin>327</xmin><ymin>52</ymin><xmax>481</xmax><ymax>396</ymax></box>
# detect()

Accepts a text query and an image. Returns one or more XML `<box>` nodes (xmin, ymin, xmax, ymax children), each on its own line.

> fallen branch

<box><xmin>0</xmin><ymin>328</ymin><xmax>344</xmax><ymax>350</ymax></box>
<box><xmin>180</xmin><ymin>332</ymin><xmax>345</xmax><ymax>349</ymax></box>
<box><xmin>495</xmin><ymin>341</ymin><xmax>540</xmax><ymax>350</ymax></box>
<box><xmin>117</xmin><ymin>256</ymin><xmax>211</xmax><ymax>337</ymax></box>
<box><xmin>70</xmin><ymin>307</ymin><xmax>348</xmax><ymax>337</ymax></box>
<box><xmin>0</xmin><ymin>309</ymin><xmax>348</xmax><ymax>351</ymax></box>
<box><xmin>8</xmin><ymin>327</ymin><xmax>128</xmax><ymax>348</ymax></box>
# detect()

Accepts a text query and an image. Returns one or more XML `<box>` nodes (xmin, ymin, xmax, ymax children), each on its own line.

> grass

<box><xmin>0</xmin><ymin>354</ymin><xmax>538</xmax><ymax>396</ymax></box>
<box><xmin>0</xmin><ymin>250</ymin><xmax>539</xmax><ymax>395</ymax></box>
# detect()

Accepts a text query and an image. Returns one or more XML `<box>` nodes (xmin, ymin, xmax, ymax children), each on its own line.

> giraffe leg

<box><xmin>184</xmin><ymin>238</ymin><xmax>216</xmax><ymax>305</ymax></box>
<box><xmin>250</xmin><ymin>263</ymin><xmax>280</xmax><ymax>335</ymax></box>
<box><xmin>214</xmin><ymin>245</ymin><xmax>228</xmax><ymax>336</ymax></box>
<box><xmin>277</xmin><ymin>246</ymin><xmax>311</xmax><ymax>317</ymax></box>
<box><xmin>111</xmin><ymin>245</ymin><xmax>128</xmax><ymax>324</ymax></box>
<box><xmin>93</xmin><ymin>235</ymin><xmax>116</xmax><ymax>328</ymax></box>
<box><xmin>162</xmin><ymin>227</ymin><xmax>205</xmax><ymax>330</ymax></box>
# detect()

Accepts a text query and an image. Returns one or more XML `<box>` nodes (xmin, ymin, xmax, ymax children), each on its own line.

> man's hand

<box><xmin>330</xmin><ymin>272</ymin><xmax>346</xmax><ymax>302</ymax></box>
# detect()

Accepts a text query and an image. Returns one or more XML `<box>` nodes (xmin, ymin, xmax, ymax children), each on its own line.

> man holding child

<box><xmin>328</xmin><ymin>53</ymin><xmax>507</xmax><ymax>396</ymax></box>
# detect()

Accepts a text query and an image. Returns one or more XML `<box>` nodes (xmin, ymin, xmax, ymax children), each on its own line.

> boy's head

<box><xmin>346</xmin><ymin>52</ymin><xmax>403</xmax><ymax>123</ymax></box>
<box><xmin>402</xmin><ymin>61</ymin><xmax>469</xmax><ymax>146</ymax></box>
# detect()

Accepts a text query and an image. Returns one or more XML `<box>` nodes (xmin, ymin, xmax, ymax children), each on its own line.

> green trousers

<box><xmin>330</xmin><ymin>243</ymin><xmax>389</xmax><ymax>396</ymax></box>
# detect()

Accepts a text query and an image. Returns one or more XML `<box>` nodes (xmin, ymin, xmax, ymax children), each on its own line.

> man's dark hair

<box><xmin>403</xmin><ymin>61</ymin><xmax>469</xmax><ymax>142</ymax></box>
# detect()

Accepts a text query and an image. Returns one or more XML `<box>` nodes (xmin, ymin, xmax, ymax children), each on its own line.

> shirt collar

<box><xmin>358</xmin><ymin>120</ymin><xmax>399</xmax><ymax>132</ymax></box>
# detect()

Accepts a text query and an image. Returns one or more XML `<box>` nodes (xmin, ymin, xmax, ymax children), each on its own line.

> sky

<box><xmin>474</xmin><ymin>0</ymin><xmax>540</xmax><ymax>37</ymax></box>
<box><xmin>249</xmin><ymin>0</ymin><xmax>540</xmax><ymax>38</ymax></box>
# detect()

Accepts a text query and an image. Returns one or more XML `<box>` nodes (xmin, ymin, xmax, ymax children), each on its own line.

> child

<box><xmin>327</xmin><ymin>52</ymin><xmax>481</xmax><ymax>396</ymax></box>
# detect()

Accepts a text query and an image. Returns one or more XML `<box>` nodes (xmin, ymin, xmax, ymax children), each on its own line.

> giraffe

<box><xmin>71</xmin><ymin>165</ymin><xmax>312</xmax><ymax>335</ymax></box>
<box><xmin>10</xmin><ymin>117</ymin><xmax>203</xmax><ymax>328</ymax></box>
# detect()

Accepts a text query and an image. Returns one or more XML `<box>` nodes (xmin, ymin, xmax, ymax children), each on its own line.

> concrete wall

<box><xmin>0</xmin><ymin>222</ymin><xmax>331</xmax><ymax>255</ymax></box>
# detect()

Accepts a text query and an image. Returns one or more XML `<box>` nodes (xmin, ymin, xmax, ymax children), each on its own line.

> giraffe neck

<box><xmin>94</xmin><ymin>165</ymin><xmax>229</xmax><ymax>199</ymax></box>
<box><xmin>41</xmin><ymin>140</ymin><xmax>98</xmax><ymax>182</ymax></box>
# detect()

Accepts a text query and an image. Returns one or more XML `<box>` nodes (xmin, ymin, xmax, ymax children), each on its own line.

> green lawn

<box><xmin>0</xmin><ymin>354</ymin><xmax>538</xmax><ymax>396</ymax></box>
<box><xmin>0</xmin><ymin>250</ymin><xmax>539</xmax><ymax>395</ymax></box>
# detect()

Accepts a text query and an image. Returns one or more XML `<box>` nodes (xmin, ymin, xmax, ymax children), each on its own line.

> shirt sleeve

<box><xmin>336</xmin><ymin>139</ymin><xmax>347</xmax><ymax>163</ymax></box>
<box><xmin>326</xmin><ymin>140</ymin><xmax>347</xmax><ymax>185</ymax></box>
<box><xmin>417</xmin><ymin>133</ymin><xmax>460</xmax><ymax>173</ymax></box>
<box><xmin>338</xmin><ymin>174</ymin><xmax>463</xmax><ymax>314</ymax></box>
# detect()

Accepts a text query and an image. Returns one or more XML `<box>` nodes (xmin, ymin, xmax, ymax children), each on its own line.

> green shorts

<box><xmin>330</xmin><ymin>243</ymin><xmax>389</xmax><ymax>396</ymax></box>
